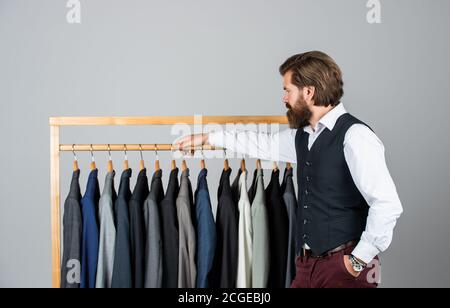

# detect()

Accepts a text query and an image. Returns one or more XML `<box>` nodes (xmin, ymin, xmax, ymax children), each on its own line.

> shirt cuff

<box><xmin>351</xmin><ymin>240</ymin><xmax>380</xmax><ymax>265</ymax></box>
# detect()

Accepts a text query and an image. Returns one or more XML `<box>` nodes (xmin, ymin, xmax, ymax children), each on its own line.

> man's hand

<box><xmin>343</xmin><ymin>255</ymin><xmax>361</xmax><ymax>278</ymax></box>
<box><xmin>173</xmin><ymin>133</ymin><xmax>209</xmax><ymax>155</ymax></box>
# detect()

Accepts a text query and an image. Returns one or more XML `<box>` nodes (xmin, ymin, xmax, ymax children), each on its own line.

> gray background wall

<box><xmin>1</xmin><ymin>0</ymin><xmax>449</xmax><ymax>288</ymax></box>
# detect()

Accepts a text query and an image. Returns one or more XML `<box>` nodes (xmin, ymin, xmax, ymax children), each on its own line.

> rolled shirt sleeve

<box><xmin>208</xmin><ymin>128</ymin><xmax>297</xmax><ymax>163</ymax></box>
<box><xmin>345</xmin><ymin>125</ymin><xmax>403</xmax><ymax>264</ymax></box>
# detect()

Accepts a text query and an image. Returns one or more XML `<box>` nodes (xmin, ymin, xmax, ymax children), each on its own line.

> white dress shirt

<box><xmin>208</xmin><ymin>104</ymin><xmax>403</xmax><ymax>264</ymax></box>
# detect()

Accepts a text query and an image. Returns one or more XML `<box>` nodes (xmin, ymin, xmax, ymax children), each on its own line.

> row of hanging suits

<box><xmin>60</xmin><ymin>160</ymin><xmax>297</xmax><ymax>288</ymax></box>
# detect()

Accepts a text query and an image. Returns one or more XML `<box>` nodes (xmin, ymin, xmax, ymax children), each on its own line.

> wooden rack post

<box><xmin>50</xmin><ymin>115</ymin><xmax>288</xmax><ymax>288</ymax></box>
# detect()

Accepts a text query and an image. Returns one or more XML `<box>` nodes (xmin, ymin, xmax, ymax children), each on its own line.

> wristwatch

<box><xmin>349</xmin><ymin>255</ymin><xmax>366</xmax><ymax>273</ymax></box>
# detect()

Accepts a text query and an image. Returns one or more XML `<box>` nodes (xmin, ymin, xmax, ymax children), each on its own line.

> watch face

<box><xmin>350</xmin><ymin>256</ymin><xmax>365</xmax><ymax>272</ymax></box>
<box><xmin>354</xmin><ymin>263</ymin><xmax>364</xmax><ymax>272</ymax></box>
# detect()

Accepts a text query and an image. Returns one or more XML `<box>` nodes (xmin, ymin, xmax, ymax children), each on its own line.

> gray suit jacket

<box><xmin>61</xmin><ymin>170</ymin><xmax>82</xmax><ymax>288</ymax></box>
<box><xmin>282</xmin><ymin>167</ymin><xmax>297</xmax><ymax>288</ymax></box>
<box><xmin>250</xmin><ymin>169</ymin><xmax>269</xmax><ymax>288</ymax></box>
<box><xmin>176</xmin><ymin>169</ymin><xmax>197</xmax><ymax>288</ymax></box>
<box><xmin>144</xmin><ymin>170</ymin><xmax>164</xmax><ymax>288</ymax></box>
<box><xmin>96</xmin><ymin>171</ymin><xmax>117</xmax><ymax>288</ymax></box>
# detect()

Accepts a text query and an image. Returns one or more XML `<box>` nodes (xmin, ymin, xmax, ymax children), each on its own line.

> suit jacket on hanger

<box><xmin>195</xmin><ymin>168</ymin><xmax>216</xmax><ymax>288</ymax></box>
<box><xmin>281</xmin><ymin>167</ymin><xmax>298</xmax><ymax>288</ymax></box>
<box><xmin>231</xmin><ymin>168</ymin><xmax>243</xmax><ymax>207</ymax></box>
<box><xmin>111</xmin><ymin>168</ymin><xmax>133</xmax><ymax>288</ymax></box>
<box><xmin>211</xmin><ymin>168</ymin><xmax>238</xmax><ymax>288</ymax></box>
<box><xmin>96</xmin><ymin>171</ymin><xmax>117</xmax><ymax>288</ymax></box>
<box><xmin>250</xmin><ymin>169</ymin><xmax>269</xmax><ymax>288</ymax></box>
<box><xmin>176</xmin><ymin>169</ymin><xmax>197</xmax><ymax>288</ymax></box>
<box><xmin>237</xmin><ymin>170</ymin><xmax>253</xmax><ymax>288</ymax></box>
<box><xmin>144</xmin><ymin>169</ymin><xmax>165</xmax><ymax>288</ymax></box>
<box><xmin>160</xmin><ymin>168</ymin><xmax>180</xmax><ymax>288</ymax></box>
<box><xmin>130</xmin><ymin>168</ymin><xmax>149</xmax><ymax>288</ymax></box>
<box><xmin>248</xmin><ymin>169</ymin><xmax>258</xmax><ymax>204</ymax></box>
<box><xmin>80</xmin><ymin>169</ymin><xmax>101</xmax><ymax>288</ymax></box>
<box><xmin>266</xmin><ymin>169</ymin><xmax>289</xmax><ymax>288</ymax></box>
<box><xmin>61</xmin><ymin>170</ymin><xmax>82</xmax><ymax>288</ymax></box>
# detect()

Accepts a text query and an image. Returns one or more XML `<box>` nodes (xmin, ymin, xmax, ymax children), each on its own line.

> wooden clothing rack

<box><xmin>49</xmin><ymin>115</ymin><xmax>288</xmax><ymax>288</ymax></box>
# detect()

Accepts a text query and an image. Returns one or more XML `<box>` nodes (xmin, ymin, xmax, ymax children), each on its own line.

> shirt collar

<box><xmin>303</xmin><ymin>103</ymin><xmax>347</xmax><ymax>133</ymax></box>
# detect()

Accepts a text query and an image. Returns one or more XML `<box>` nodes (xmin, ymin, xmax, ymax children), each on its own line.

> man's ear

<box><xmin>303</xmin><ymin>86</ymin><xmax>315</xmax><ymax>103</ymax></box>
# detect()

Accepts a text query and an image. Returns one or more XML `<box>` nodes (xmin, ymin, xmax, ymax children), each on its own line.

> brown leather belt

<box><xmin>303</xmin><ymin>240</ymin><xmax>358</xmax><ymax>258</ymax></box>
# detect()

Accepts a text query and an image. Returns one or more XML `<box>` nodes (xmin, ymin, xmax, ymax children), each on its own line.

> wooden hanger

<box><xmin>200</xmin><ymin>146</ymin><xmax>205</xmax><ymax>170</ymax></box>
<box><xmin>181</xmin><ymin>159</ymin><xmax>187</xmax><ymax>172</ymax></box>
<box><xmin>90</xmin><ymin>144</ymin><xmax>96</xmax><ymax>170</ymax></box>
<box><xmin>72</xmin><ymin>145</ymin><xmax>79</xmax><ymax>171</ymax></box>
<box><xmin>224</xmin><ymin>159</ymin><xmax>229</xmax><ymax>171</ymax></box>
<box><xmin>107</xmin><ymin>145</ymin><xmax>114</xmax><ymax>173</ymax></box>
<box><xmin>199</xmin><ymin>130</ymin><xmax>206</xmax><ymax>170</ymax></box>
<box><xmin>200</xmin><ymin>159</ymin><xmax>206</xmax><ymax>170</ymax></box>
<box><xmin>223</xmin><ymin>149</ymin><xmax>229</xmax><ymax>171</ymax></box>
<box><xmin>123</xmin><ymin>145</ymin><xmax>129</xmax><ymax>170</ymax></box>
<box><xmin>273</xmin><ymin>161</ymin><xmax>279</xmax><ymax>172</ymax></box>
<box><xmin>256</xmin><ymin>159</ymin><xmax>262</xmax><ymax>170</ymax></box>
<box><xmin>169</xmin><ymin>145</ymin><xmax>177</xmax><ymax>170</ymax></box>
<box><xmin>139</xmin><ymin>144</ymin><xmax>145</xmax><ymax>171</ymax></box>
<box><xmin>154</xmin><ymin>144</ymin><xmax>160</xmax><ymax>171</ymax></box>
<box><xmin>240</xmin><ymin>156</ymin><xmax>246</xmax><ymax>172</ymax></box>
<box><xmin>171</xmin><ymin>159</ymin><xmax>177</xmax><ymax>170</ymax></box>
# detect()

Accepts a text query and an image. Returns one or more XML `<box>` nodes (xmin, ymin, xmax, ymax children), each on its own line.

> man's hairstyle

<box><xmin>279</xmin><ymin>51</ymin><xmax>344</xmax><ymax>107</ymax></box>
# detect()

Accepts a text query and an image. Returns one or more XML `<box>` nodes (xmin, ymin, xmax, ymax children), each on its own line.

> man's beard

<box><xmin>286</xmin><ymin>95</ymin><xmax>312</xmax><ymax>129</ymax></box>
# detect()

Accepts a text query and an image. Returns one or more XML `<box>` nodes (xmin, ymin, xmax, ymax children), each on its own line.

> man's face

<box><xmin>283</xmin><ymin>71</ymin><xmax>312</xmax><ymax>129</ymax></box>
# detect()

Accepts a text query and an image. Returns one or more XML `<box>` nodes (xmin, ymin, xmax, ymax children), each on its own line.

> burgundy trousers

<box><xmin>290</xmin><ymin>246</ymin><xmax>379</xmax><ymax>288</ymax></box>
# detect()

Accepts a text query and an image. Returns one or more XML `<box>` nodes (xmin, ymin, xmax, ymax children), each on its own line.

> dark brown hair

<box><xmin>279</xmin><ymin>51</ymin><xmax>344</xmax><ymax>107</ymax></box>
